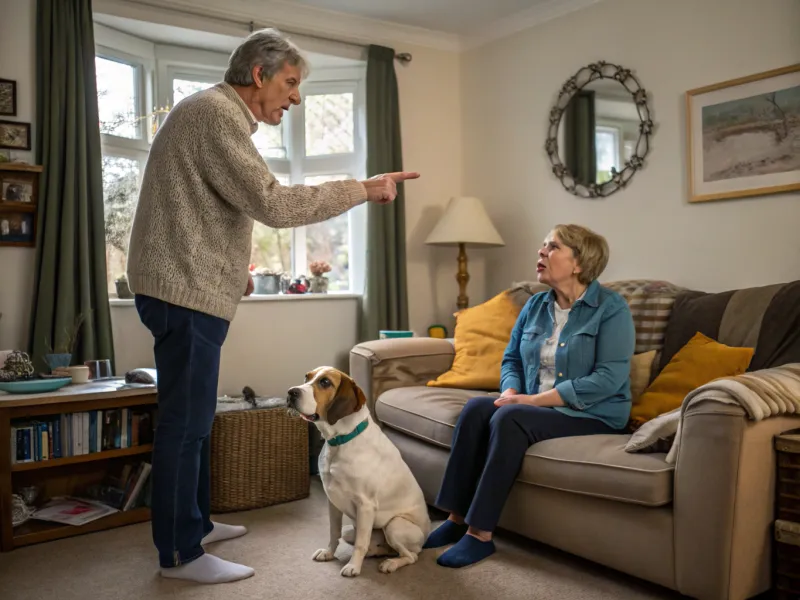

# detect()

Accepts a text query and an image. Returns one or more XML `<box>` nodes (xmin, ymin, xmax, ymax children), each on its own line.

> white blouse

<box><xmin>538</xmin><ymin>302</ymin><xmax>571</xmax><ymax>393</ymax></box>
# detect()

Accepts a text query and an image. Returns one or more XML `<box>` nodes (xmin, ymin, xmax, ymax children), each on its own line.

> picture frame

<box><xmin>0</xmin><ymin>120</ymin><xmax>31</xmax><ymax>151</ymax></box>
<box><xmin>685</xmin><ymin>63</ymin><xmax>800</xmax><ymax>203</ymax></box>
<box><xmin>0</xmin><ymin>211</ymin><xmax>35</xmax><ymax>247</ymax></box>
<box><xmin>1</xmin><ymin>174</ymin><xmax>36</xmax><ymax>205</ymax></box>
<box><xmin>0</xmin><ymin>79</ymin><xmax>15</xmax><ymax>116</ymax></box>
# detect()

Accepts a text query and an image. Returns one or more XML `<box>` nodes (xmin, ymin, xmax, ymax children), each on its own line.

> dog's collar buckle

<box><xmin>327</xmin><ymin>419</ymin><xmax>369</xmax><ymax>447</ymax></box>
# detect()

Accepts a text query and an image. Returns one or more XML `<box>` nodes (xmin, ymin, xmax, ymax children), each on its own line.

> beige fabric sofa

<box><xmin>349</xmin><ymin>279</ymin><xmax>800</xmax><ymax>600</ymax></box>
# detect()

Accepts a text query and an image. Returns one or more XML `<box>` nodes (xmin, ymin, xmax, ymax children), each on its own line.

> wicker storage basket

<box><xmin>774</xmin><ymin>430</ymin><xmax>800</xmax><ymax>599</ymax></box>
<box><xmin>210</xmin><ymin>400</ymin><xmax>309</xmax><ymax>513</ymax></box>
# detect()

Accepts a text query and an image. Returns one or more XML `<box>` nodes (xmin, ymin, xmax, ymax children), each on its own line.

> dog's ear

<box><xmin>326</xmin><ymin>375</ymin><xmax>366</xmax><ymax>425</ymax></box>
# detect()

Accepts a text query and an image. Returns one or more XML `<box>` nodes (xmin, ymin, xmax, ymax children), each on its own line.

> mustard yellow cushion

<box><xmin>630</xmin><ymin>332</ymin><xmax>754</xmax><ymax>426</ymax></box>
<box><xmin>427</xmin><ymin>291</ymin><xmax>521</xmax><ymax>390</ymax></box>
<box><xmin>630</xmin><ymin>350</ymin><xmax>657</xmax><ymax>404</ymax></box>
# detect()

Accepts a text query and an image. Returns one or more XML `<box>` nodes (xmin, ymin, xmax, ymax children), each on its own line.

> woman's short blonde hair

<box><xmin>551</xmin><ymin>224</ymin><xmax>609</xmax><ymax>285</ymax></box>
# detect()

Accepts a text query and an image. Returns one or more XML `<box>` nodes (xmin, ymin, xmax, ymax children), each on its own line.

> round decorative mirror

<box><xmin>545</xmin><ymin>61</ymin><xmax>654</xmax><ymax>198</ymax></box>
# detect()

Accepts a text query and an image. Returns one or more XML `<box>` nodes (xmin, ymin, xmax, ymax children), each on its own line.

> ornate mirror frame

<box><xmin>545</xmin><ymin>61</ymin><xmax>654</xmax><ymax>198</ymax></box>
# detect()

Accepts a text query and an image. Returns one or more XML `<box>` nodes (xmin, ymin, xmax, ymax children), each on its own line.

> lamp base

<box><xmin>457</xmin><ymin>242</ymin><xmax>469</xmax><ymax>310</ymax></box>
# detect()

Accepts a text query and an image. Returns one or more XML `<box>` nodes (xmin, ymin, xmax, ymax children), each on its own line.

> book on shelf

<box><xmin>30</xmin><ymin>459</ymin><xmax>154</xmax><ymax>524</ymax></box>
<box><xmin>10</xmin><ymin>407</ymin><xmax>156</xmax><ymax>464</ymax></box>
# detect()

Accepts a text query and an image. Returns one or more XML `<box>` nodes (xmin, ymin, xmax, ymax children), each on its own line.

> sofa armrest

<box><xmin>350</xmin><ymin>338</ymin><xmax>455</xmax><ymax>422</ymax></box>
<box><xmin>673</xmin><ymin>401</ymin><xmax>800</xmax><ymax>600</ymax></box>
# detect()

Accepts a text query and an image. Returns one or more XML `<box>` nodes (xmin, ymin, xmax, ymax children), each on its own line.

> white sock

<box><xmin>202</xmin><ymin>521</ymin><xmax>248</xmax><ymax>545</ymax></box>
<box><xmin>160</xmin><ymin>553</ymin><xmax>254</xmax><ymax>584</ymax></box>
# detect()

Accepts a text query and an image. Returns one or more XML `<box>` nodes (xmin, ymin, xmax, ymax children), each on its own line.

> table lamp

<box><xmin>425</xmin><ymin>196</ymin><xmax>505</xmax><ymax>310</ymax></box>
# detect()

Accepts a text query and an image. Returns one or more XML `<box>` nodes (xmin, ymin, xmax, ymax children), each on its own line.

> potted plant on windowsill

<box><xmin>309</xmin><ymin>260</ymin><xmax>331</xmax><ymax>294</ymax></box>
<box><xmin>44</xmin><ymin>311</ymin><xmax>88</xmax><ymax>372</ymax></box>
<box><xmin>115</xmin><ymin>273</ymin><xmax>134</xmax><ymax>299</ymax></box>
<box><xmin>251</xmin><ymin>266</ymin><xmax>282</xmax><ymax>295</ymax></box>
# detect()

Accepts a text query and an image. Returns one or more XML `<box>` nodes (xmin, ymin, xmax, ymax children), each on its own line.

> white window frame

<box><xmin>97</xmin><ymin>33</ymin><xmax>367</xmax><ymax>296</ymax></box>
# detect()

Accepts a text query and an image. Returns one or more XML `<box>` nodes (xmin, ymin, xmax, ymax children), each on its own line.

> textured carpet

<box><xmin>0</xmin><ymin>478</ymin><xmax>683</xmax><ymax>600</ymax></box>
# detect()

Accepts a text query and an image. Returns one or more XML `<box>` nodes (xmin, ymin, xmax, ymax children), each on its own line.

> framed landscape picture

<box><xmin>0</xmin><ymin>120</ymin><xmax>31</xmax><ymax>150</ymax></box>
<box><xmin>686</xmin><ymin>63</ymin><xmax>800</xmax><ymax>203</ymax></box>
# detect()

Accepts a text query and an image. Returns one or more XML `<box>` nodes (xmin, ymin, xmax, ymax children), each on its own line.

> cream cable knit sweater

<box><xmin>126</xmin><ymin>83</ymin><xmax>367</xmax><ymax>321</ymax></box>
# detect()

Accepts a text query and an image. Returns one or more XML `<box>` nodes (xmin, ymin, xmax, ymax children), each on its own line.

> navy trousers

<box><xmin>135</xmin><ymin>295</ymin><xmax>230</xmax><ymax>568</ymax></box>
<box><xmin>435</xmin><ymin>396</ymin><xmax>617</xmax><ymax>532</ymax></box>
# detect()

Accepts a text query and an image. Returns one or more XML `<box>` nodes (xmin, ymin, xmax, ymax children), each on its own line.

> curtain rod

<box><xmin>245</xmin><ymin>21</ymin><xmax>412</xmax><ymax>63</ymax></box>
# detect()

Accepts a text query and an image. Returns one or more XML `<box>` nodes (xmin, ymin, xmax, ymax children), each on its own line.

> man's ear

<box><xmin>326</xmin><ymin>375</ymin><xmax>366</xmax><ymax>426</ymax></box>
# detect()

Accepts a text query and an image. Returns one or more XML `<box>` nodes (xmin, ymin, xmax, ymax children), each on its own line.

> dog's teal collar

<box><xmin>327</xmin><ymin>419</ymin><xmax>369</xmax><ymax>447</ymax></box>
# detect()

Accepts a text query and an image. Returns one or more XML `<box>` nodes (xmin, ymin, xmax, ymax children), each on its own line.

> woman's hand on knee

<box><xmin>494</xmin><ymin>394</ymin><xmax>535</xmax><ymax>407</ymax></box>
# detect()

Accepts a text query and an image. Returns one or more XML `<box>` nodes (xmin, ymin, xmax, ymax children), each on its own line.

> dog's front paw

<box><xmin>340</xmin><ymin>562</ymin><xmax>361</xmax><ymax>577</ymax></box>
<box><xmin>312</xmin><ymin>548</ymin><xmax>336</xmax><ymax>562</ymax></box>
<box><xmin>379</xmin><ymin>558</ymin><xmax>400</xmax><ymax>574</ymax></box>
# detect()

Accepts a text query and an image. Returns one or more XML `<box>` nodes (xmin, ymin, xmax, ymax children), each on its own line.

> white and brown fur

<box><xmin>287</xmin><ymin>367</ymin><xmax>431</xmax><ymax>577</ymax></box>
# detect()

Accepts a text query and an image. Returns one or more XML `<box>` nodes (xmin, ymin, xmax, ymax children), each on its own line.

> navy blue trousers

<box><xmin>435</xmin><ymin>396</ymin><xmax>616</xmax><ymax>532</ymax></box>
<box><xmin>135</xmin><ymin>295</ymin><xmax>230</xmax><ymax>568</ymax></box>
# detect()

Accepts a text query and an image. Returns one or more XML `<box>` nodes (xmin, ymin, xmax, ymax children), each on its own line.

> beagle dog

<box><xmin>287</xmin><ymin>367</ymin><xmax>431</xmax><ymax>577</ymax></box>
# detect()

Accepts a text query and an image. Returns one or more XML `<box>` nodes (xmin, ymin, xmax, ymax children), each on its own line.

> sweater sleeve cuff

<box><xmin>555</xmin><ymin>380</ymin><xmax>584</xmax><ymax>410</ymax></box>
<box><xmin>344</xmin><ymin>180</ymin><xmax>368</xmax><ymax>206</ymax></box>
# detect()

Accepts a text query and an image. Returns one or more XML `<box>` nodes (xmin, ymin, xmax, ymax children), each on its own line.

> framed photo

<box><xmin>0</xmin><ymin>120</ymin><xmax>31</xmax><ymax>151</ymax></box>
<box><xmin>0</xmin><ymin>169</ymin><xmax>38</xmax><ymax>206</ymax></box>
<box><xmin>0</xmin><ymin>211</ymin><xmax>35</xmax><ymax>246</ymax></box>
<box><xmin>686</xmin><ymin>63</ymin><xmax>800</xmax><ymax>203</ymax></box>
<box><xmin>0</xmin><ymin>79</ymin><xmax>15</xmax><ymax>116</ymax></box>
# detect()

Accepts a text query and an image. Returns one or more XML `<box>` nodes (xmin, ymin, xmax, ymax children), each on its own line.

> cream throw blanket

<box><xmin>625</xmin><ymin>363</ymin><xmax>800</xmax><ymax>463</ymax></box>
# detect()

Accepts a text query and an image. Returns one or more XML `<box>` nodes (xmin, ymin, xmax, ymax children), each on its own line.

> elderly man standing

<box><xmin>126</xmin><ymin>28</ymin><xmax>418</xmax><ymax>584</ymax></box>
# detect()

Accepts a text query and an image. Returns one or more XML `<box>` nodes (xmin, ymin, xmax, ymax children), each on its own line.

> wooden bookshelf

<box><xmin>13</xmin><ymin>506</ymin><xmax>151</xmax><ymax>548</ymax></box>
<box><xmin>0</xmin><ymin>380</ymin><xmax>157</xmax><ymax>551</ymax></box>
<box><xmin>12</xmin><ymin>444</ymin><xmax>154</xmax><ymax>472</ymax></box>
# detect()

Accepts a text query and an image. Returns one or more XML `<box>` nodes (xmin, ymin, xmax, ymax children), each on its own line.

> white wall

<box><xmin>462</xmin><ymin>0</ymin><xmax>800</xmax><ymax>300</ymax></box>
<box><xmin>0</xmin><ymin>0</ymin><xmax>463</xmax><ymax>395</ymax></box>
<box><xmin>0</xmin><ymin>0</ymin><xmax>37</xmax><ymax>353</ymax></box>
<box><xmin>112</xmin><ymin>296</ymin><xmax>358</xmax><ymax>397</ymax></box>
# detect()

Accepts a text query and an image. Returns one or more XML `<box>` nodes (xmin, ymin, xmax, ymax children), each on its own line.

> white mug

<box><xmin>66</xmin><ymin>365</ymin><xmax>90</xmax><ymax>384</ymax></box>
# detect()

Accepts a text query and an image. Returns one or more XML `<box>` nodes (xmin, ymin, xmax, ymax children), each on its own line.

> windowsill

<box><xmin>109</xmin><ymin>293</ymin><xmax>361</xmax><ymax>307</ymax></box>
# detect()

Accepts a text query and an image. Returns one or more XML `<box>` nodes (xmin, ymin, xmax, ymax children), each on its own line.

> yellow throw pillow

<box><xmin>630</xmin><ymin>350</ymin><xmax>657</xmax><ymax>404</ymax></box>
<box><xmin>427</xmin><ymin>290</ymin><xmax>521</xmax><ymax>390</ymax></box>
<box><xmin>630</xmin><ymin>332</ymin><xmax>754</xmax><ymax>426</ymax></box>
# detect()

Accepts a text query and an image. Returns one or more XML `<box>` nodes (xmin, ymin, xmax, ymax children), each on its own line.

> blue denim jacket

<box><xmin>500</xmin><ymin>280</ymin><xmax>635</xmax><ymax>430</ymax></box>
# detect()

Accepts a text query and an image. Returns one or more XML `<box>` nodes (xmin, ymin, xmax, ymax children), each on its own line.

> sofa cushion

<box><xmin>603</xmin><ymin>280</ymin><xmax>685</xmax><ymax>354</ymax></box>
<box><xmin>520</xmin><ymin>435</ymin><xmax>673</xmax><ymax>507</ymax></box>
<box><xmin>376</xmin><ymin>386</ymin><xmax>497</xmax><ymax>447</ymax></box>
<box><xmin>427</xmin><ymin>290</ymin><xmax>521</xmax><ymax>391</ymax></box>
<box><xmin>631</xmin><ymin>332</ymin><xmax>754</xmax><ymax>426</ymax></box>
<box><xmin>376</xmin><ymin>388</ymin><xmax>673</xmax><ymax>506</ymax></box>
<box><xmin>658</xmin><ymin>280</ymin><xmax>800</xmax><ymax>373</ymax></box>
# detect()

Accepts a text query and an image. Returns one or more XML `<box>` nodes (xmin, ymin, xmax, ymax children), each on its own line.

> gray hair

<box><xmin>224</xmin><ymin>28</ymin><xmax>309</xmax><ymax>86</ymax></box>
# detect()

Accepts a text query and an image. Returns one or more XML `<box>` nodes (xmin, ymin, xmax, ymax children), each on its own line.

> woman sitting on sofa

<box><xmin>424</xmin><ymin>223</ymin><xmax>636</xmax><ymax>568</ymax></box>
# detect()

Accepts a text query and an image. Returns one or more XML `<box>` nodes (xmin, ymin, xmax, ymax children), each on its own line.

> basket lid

<box><xmin>775</xmin><ymin>429</ymin><xmax>800</xmax><ymax>453</ymax></box>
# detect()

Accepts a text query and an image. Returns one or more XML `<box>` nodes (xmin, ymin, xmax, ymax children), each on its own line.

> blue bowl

<box><xmin>0</xmin><ymin>377</ymin><xmax>72</xmax><ymax>394</ymax></box>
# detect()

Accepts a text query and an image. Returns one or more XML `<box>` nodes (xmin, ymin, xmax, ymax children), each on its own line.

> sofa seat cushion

<box><xmin>521</xmin><ymin>435</ymin><xmax>674</xmax><ymax>507</ymax></box>
<box><xmin>376</xmin><ymin>386</ymin><xmax>497</xmax><ymax>448</ymax></box>
<box><xmin>377</xmin><ymin>388</ymin><xmax>673</xmax><ymax>507</ymax></box>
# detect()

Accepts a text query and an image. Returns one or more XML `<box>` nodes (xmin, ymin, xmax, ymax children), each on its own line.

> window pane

<box><xmin>253</xmin><ymin>123</ymin><xmax>286</xmax><ymax>159</ymax></box>
<box><xmin>102</xmin><ymin>155</ymin><xmax>141</xmax><ymax>294</ymax></box>
<box><xmin>96</xmin><ymin>57</ymin><xmax>139</xmax><ymax>139</ymax></box>
<box><xmin>305</xmin><ymin>93</ymin><xmax>354</xmax><ymax>156</ymax></box>
<box><xmin>595</xmin><ymin>129</ymin><xmax>618</xmax><ymax>184</ymax></box>
<box><xmin>250</xmin><ymin>173</ymin><xmax>292</xmax><ymax>274</ymax></box>
<box><xmin>173</xmin><ymin>78</ymin><xmax>214</xmax><ymax>105</ymax></box>
<box><xmin>304</xmin><ymin>174</ymin><xmax>350</xmax><ymax>291</ymax></box>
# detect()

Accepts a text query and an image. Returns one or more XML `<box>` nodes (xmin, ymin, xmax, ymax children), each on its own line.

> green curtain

<box><xmin>30</xmin><ymin>0</ymin><xmax>115</xmax><ymax>371</ymax></box>
<box><xmin>564</xmin><ymin>90</ymin><xmax>597</xmax><ymax>185</ymax></box>
<box><xmin>359</xmin><ymin>45</ymin><xmax>409</xmax><ymax>342</ymax></box>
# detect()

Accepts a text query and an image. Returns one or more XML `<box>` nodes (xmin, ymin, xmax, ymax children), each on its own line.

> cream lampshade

<box><xmin>425</xmin><ymin>196</ymin><xmax>505</xmax><ymax>310</ymax></box>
